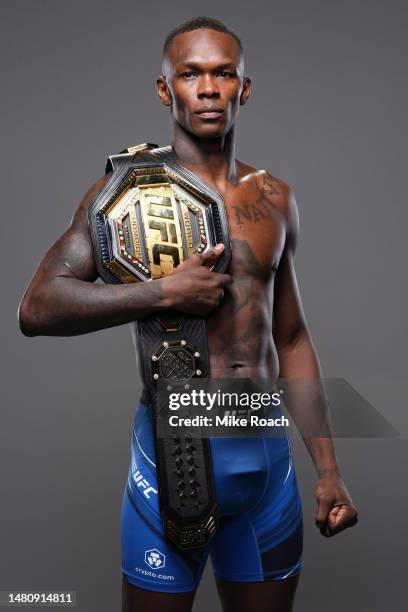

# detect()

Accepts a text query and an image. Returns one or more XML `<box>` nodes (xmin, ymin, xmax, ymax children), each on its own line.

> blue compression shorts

<box><xmin>121</xmin><ymin>402</ymin><xmax>303</xmax><ymax>593</ymax></box>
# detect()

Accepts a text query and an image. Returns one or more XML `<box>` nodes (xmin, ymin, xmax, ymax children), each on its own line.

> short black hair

<box><xmin>163</xmin><ymin>16</ymin><xmax>243</xmax><ymax>58</ymax></box>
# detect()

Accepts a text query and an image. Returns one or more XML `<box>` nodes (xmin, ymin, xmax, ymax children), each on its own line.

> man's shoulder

<box><xmin>77</xmin><ymin>172</ymin><xmax>112</xmax><ymax>212</ymax></box>
<box><xmin>237</xmin><ymin>160</ymin><xmax>294</xmax><ymax>210</ymax></box>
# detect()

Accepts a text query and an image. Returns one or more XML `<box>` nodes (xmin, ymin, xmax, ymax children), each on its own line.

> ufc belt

<box><xmin>87</xmin><ymin>143</ymin><xmax>231</xmax><ymax>549</ymax></box>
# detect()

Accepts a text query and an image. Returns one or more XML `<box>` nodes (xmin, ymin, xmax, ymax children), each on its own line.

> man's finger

<box><xmin>198</xmin><ymin>244</ymin><xmax>225</xmax><ymax>267</ymax></box>
<box><xmin>319</xmin><ymin>505</ymin><xmax>358</xmax><ymax>537</ymax></box>
<box><xmin>327</xmin><ymin>505</ymin><xmax>358</xmax><ymax>535</ymax></box>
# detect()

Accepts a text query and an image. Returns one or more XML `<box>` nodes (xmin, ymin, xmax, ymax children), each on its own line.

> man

<box><xmin>18</xmin><ymin>16</ymin><xmax>358</xmax><ymax>612</ymax></box>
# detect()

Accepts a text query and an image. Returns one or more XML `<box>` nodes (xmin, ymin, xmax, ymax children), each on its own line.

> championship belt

<box><xmin>87</xmin><ymin>143</ymin><xmax>231</xmax><ymax>549</ymax></box>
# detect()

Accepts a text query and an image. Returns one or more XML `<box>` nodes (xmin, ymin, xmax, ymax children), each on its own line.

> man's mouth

<box><xmin>194</xmin><ymin>106</ymin><xmax>224</xmax><ymax>119</ymax></box>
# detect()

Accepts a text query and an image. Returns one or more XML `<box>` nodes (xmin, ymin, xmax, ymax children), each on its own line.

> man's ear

<box><xmin>156</xmin><ymin>75</ymin><xmax>172</xmax><ymax>107</ymax></box>
<box><xmin>240</xmin><ymin>75</ymin><xmax>252</xmax><ymax>106</ymax></box>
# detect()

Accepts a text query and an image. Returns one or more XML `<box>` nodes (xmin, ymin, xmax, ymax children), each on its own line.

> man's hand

<box><xmin>315</xmin><ymin>472</ymin><xmax>358</xmax><ymax>537</ymax></box>
<box><xmin>160</xmin><ymin>243</ymin><xmax>232</xmax><ymax>316</ymax></box>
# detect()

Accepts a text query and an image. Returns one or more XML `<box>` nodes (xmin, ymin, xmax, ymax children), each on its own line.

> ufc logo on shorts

<box><xmin>133</xmin><ymin>470</ymin><xmax>158</xmax><ymax>499</ymax></box>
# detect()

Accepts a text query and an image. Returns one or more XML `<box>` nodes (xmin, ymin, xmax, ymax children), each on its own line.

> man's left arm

<box><xmin>272</xmin><ymin>186</ymin><xmax>358</xmax><ymax>537</ymax></box>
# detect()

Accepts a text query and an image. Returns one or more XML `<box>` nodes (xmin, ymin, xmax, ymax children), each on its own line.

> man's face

<box><xmin>158</xmin><ymin>28</ymin><xmax>251</xmax><ymax>139</ymax></box>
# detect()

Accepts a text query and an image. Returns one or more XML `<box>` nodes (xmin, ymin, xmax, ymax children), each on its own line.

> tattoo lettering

<box><xmin>232</xmin><ymin>201</ymin><xmax>268</xmax><ymax>225</ymax></box>
<box><xmin>232</xmin><ymin>172</ymin><xmax>282</xmax><ymax>227</ymax></box>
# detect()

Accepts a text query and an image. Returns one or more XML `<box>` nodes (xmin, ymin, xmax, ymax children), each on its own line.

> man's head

<box><xmin>157</xmin><ymin>17</ymin><xmax>251</xmax><ymax>140</ymax></box>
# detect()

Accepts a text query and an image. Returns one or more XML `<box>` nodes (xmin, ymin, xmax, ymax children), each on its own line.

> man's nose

<box><xmin>197</xmin><ymin>75</ymin><xmax>220</xmax><ymax>98</ymax></box>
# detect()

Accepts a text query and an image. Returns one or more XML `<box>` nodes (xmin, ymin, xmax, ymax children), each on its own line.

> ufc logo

<box><xmin>133</xmin><ymin>470</ymin><xmax>158</xmax><ymax>499</ymax></box>
<box><xmin>144</xmin><ymin>190</ymin><xmax>183</xmax><ymax>275</ymax></box>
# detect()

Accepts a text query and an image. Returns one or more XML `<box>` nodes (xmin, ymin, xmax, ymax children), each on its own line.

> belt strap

<box><xmin>134</xmin><ymin>313</ymin><xmax>217</xmax><ymax>548</ymax></box>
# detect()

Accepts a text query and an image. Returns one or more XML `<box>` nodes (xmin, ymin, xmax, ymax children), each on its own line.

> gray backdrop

<box><xmin>2</xmin><ymin>0</ymin><xmax>407</xmax><ymax>610</ymax></box>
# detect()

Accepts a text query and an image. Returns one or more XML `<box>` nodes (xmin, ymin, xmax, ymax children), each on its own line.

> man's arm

<box><xmin>18</xmin><ymin>175</ymin><xmax>231</xmax><ymax>337</ymax></box>
<box><xmin>273</xmin><ymin>187</ymin><xmax>358</xmax><ymax>537</ymax></box>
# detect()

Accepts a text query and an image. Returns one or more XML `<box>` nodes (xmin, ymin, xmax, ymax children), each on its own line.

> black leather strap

<box><xmin>133</xmin><ymin>313</ymin><xmax>218</xmax><ymax>549</ymax></box>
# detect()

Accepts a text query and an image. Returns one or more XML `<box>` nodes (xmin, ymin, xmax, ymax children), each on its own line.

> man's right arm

<box><xmin>18</xmin><ymin>175</ymin><xmax>231</xmax><ymax>337</ymax></box>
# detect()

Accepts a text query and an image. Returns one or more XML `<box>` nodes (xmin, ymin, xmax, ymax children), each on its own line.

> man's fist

<box><xmin>160</xmin><ymin>244</ymin><xmax>232</xmax><ymax>316</ymax></box>
<box><xmin>315</xmin><ymin>473</ymin><xmax>358</xmax><ymax>537</ymax></box>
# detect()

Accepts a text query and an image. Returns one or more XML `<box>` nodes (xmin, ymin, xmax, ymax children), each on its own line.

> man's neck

<box><xmin>171</xmin><ymin>122</ymin><xmax>238</xmax><ymax>187</ymax></box>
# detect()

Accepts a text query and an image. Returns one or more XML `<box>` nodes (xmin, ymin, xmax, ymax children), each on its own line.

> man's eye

<box><xmin>218</xmin><ymin>71</ymin><xmax>233</xmax><ymax>78</ymax></box>
<box><xmin>182</xmin><ymin>71</ymin><xmax>196</xmax><ymax>78</ymax></box>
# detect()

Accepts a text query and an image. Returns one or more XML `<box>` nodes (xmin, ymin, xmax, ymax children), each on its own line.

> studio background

<box><xmin>1</xmin><ymin>1</ymin><xmax>407</xmax><ymax>610</ymax></box>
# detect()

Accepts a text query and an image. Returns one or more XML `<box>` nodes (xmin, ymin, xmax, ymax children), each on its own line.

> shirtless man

<box><xmin>18</xmin><ymin>16</ymin><xmax>358</xmax><ymax>612</ymax></box>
